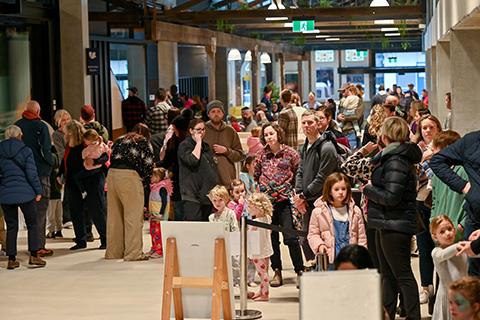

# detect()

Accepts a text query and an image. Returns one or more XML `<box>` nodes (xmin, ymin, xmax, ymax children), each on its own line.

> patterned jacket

<box><xmin>145</xmin><ymin>101</ymin><xmax>170</xmax><ymax>135</ymax></box>
<box><xmin>254</xmin><ymin>144</ymin><xmax>300</xmax><ymax>202</ymax></box>
<box><xmin>277</xmin><ymin>105</ymin><xmax>298</xmax><ymax>149</ymax></box>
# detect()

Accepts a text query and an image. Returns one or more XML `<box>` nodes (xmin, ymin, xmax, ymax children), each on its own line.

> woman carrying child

<box><xmin>307</xmin><ymin>172</ymin><xmax>367</xmax><ymax>269</ymax></box>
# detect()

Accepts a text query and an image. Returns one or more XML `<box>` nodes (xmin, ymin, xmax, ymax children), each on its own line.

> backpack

<box><xmin>315</xmin><ymin>131</ymin><xmax>351</xmax><ymax>172</ymax></box>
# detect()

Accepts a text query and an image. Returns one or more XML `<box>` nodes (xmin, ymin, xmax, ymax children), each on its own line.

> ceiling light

<box><xmin>302</xmin><ymin>29</ymin><xmax>320</xmax><ymax>34</ymax></box>
<box><xmin>419</xmin><ymin>23</ymin><xmax>426</xmax><ymax>29</ymax></box>
<box><xmin>267</xmin><ymin>1</ymin><xmax>277</xmax><ymax>9</ymax></box>
<box><xmin>315</xmin><ymin>35</ymin><xmax>329</xmax><ymax>38</ymax></box>
<box><xmin>266</xmin><ymin>16</ymin><xmax>288</xmax><ymax>21</ymax></box>
<box><xmin>326</xmin><ymin>38</ymin><xmax>340</xmax><ymax>41</ymax></box>
<box><xmin>227</xmin><ymin>48</ymin><xmax>241</xmax><ymax>61</ymax></box>
<box><xmin>381</xmin><ymin>27</ymin><xmax>398</xmax><ymax>32</ymax></box>
<box><xmin>284</xmin><ymin>22</ymin><xmax>293</xmax><ymax>27</ymax></box>
<box><xmin>244</xmin><ymin>50</ymin><xmax>252</xmax><ymax>62</ymax></box>
<box><xmin>370</xmin><ymin>0</ymin><xmax>389</xmax><ymax>6</ymax></box>
<box><xmin>260</xmin><ymin>52</ymin><xmax>271</xmax><ymax>64</ymax></box>
<box><xmin>265</xmin><ymin>1</ymin><xmax>287</xmax><ymax>21</ymax></box>
<box><xmin>374</xmin><ymin>19</ymin><xmax>394</xmax><ymax>25</ymax></box>
<box><xmin>385</xmin><ymin>33</ymin><xmax>400</xmax><ymax>36</ymax></box>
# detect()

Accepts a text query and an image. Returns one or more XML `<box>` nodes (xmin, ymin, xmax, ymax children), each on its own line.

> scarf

<box><xmin>22</xmin><ymin>110</ymin><xmax>41</xmax><ymax>120</ymax></box>
<box><xmin>150</xmin><ymin>179</ymin><xmax>174</xmax><ymax>196</ymax></box>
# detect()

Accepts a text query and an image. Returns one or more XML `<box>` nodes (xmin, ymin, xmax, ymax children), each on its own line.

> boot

<box><xmin>29</xmin><ymin>256</ymin><xmax>46</xmax><ymax>267</ymax></box>
<box><xmin>7</xmin><ymin>260</ymin><xmax>20</xmax><ymax>270</ymax></box>
<box><xmin>270</xmin><ymin>269</ymin><xmax>283</xmax><ymax>287</ymax></box>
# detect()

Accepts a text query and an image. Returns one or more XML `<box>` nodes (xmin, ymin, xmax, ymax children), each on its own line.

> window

<box><xmin>315</xmin><ymin>50</ymin><xmax>334</xmax><ymax>63</ymax></box>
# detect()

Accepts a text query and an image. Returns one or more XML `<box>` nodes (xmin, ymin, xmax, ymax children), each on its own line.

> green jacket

<box><xmin>431</xmin><ymin>165</ymin><xmax>467</xmax><ymax>241</ymax></box>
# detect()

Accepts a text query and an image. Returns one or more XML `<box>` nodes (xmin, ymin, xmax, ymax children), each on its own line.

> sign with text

<box><xmin>86</xmin><ymin>48</ymin><xmax>99</xmax><ymax>75</ymax></box>
<box><xmin>293</xmin><ymin>20</ymin><xmax>314</xmax><ymax>32</ymax></box>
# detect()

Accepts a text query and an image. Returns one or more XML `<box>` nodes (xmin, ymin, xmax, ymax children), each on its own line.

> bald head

<box><xmin>26</xmin><ymin>100</ymin><xmax>41</xmax><ymax>115</ymax></box>
<box><xmin>385</xmin><ymin>95</ymin><xmax>399</xmax><ymax>106</ymax></box>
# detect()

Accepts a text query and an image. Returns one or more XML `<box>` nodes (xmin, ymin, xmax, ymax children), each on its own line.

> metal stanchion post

<box><xmin>235</xmin><ymin>215</ymin><xmax>262</xmax><ymax>320</ymax></box>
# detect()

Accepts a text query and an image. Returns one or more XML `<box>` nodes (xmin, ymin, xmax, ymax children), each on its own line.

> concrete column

<box><xmin>215</xmin><ymin>47</ymin><xmax>228</xmax><ymax>106</ymax></box>
<box><xmin>273</xmin><ymin>53</ymin><xmax>282</xmax><ymax>88</ymax></box>
<box><xmin>308</xmin><ymin>52</ymin><xmax>313</xmax><ymax>97</ymax></box>
<box><xmin>450</xmin><ymin>30</ymin><xmax>480</xmax><ymax>135</ymax></box>
<box><xmin>8</xmin><ymin>31</ymin><xmax>31</xmax><ymax>112</ymax></box>
<box><xmin>429</xmin><ymin>46</ymin><xmax>437</xmax><ymax>113</ymax></box>
<box><xmin>127</xmin><ymin>45</ymin><xmax>147</xmax><ymax>101</ymax></box>
<box><xmin>297</xmin><ymin>60</ymin><xmax>303</xmax><ymax>96</ymax></box>
<box><xmin>425</xmin><ymin>48</ymin><xmax>431</xmax><ymax>103</ymax></box>
<box><xmin>279</xmin><ymin>53</ymin><xmax>285</xmax><ymax>89</ymax></box>
<box><xmin>59</xmin><ymin>0</ymin><xmax>91</xmax><ymax>120</ymax></box>
<box><xmin>435</xmin><ymin>40</ymin><xmax>451</xmax><ymax>127</ymax></box>
<box><xmin>206</xmin><ymin>38</ymin><xmax>216</xmax><ymax>100</ymax></box>
<box><xmin>251</xmin><ymin>48</ymin><xmax>260</xmax><ymax>108</ymax></box>
<box><xmin>157</xmin><ymin>41</ymin><xmax>178</xmax><ymax>90</ymax></box>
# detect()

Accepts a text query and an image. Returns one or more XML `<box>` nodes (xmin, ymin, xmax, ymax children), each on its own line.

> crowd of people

<box><xmin>1</xmin><ymin>82</ymin><xmax>480</xmax><ymax>320</ymax></box>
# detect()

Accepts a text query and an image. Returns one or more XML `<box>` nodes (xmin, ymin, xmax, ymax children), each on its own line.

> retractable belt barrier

<box><xmin>244</xmin><ymin>219</ymin><xmax>307</xmax><ymax>237</ymax></box>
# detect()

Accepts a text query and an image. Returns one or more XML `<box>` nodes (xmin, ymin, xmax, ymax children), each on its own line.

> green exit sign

<box><xmin>293</xmin><ymin>20</ymin><xmax>315</xmax><ymax>32</ymax></box>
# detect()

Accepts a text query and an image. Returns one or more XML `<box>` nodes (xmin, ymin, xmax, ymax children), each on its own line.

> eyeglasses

<box><xmin>318</xmin><ymin>116</ymin><xmax>327</xmax><ymax>121</ymax></box>
<box><xmin>193</xmin><ymin>127</ymin><xmax>206</xmax><ymax>132</ymax></box>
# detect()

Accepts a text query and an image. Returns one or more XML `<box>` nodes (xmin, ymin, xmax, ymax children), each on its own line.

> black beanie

<box><xmin>171</xmin><ymin>115</ymin><xmax>190</xmax><ymax>132</ymax></box>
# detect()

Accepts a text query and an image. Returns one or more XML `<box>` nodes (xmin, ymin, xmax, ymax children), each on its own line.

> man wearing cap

<box><xmin>121</xmin><ymin>87</ymin><xmax>146</xmax><ymax>132</ymax></box>
<box><xmin>240</xmin><ymin>107</ymin><xmax>257</xmax><ymax>132</ymax></box>
<box><xmin>80</xmin><ymin>105</ymin><xmax>109</xmax><ymax>142</ymax></box>
<box><xmin>204</xmin><ymin>100</ymin><xmax>244</xmax><ymax>187</ymax></box>
<box><xmin>15</xmin><ymin>100</ymin><xmax>54</xmax><ymax>256</ymax></box>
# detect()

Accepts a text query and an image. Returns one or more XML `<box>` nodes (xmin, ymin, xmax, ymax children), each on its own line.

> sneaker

<box><xmin>38</xmin><ymin>248</ymin><xmax>54</xmax><ymax>257</ymax></box>
<box><xmin>29</xmin><ymin>256</ymin><xmax>46</xmax><ymax>267</ymax></box>
<box><xmin>130</xmin><ymin>254</ymin><xmax>149</xmax><ymax>261</ymax></box>
<box><xmin>86</xmin><ymin>235</ymin><xmax>95</xmax><ymax>242</ymax></box>
<box><xmin>46</xmin><ymin>231</ymin><xmax>56</xmax><ymax>239</ymax></box>
<box><xmin>247</xmin><ymin>282</ymin><xmax>258</xmax><ymax>288</ymax></box>
<box><xmin>148</xmin><ymin>252</ymin><xmax>163</xmax><ymax>259</ymax></box>
<box><xmin>419</xmin><ymin>285</ymin><xmax>434</xmax><ymax>304</ymax></box>
<box><xmin>7</xmin><ymin>260</ymin><xmax>20</xmax><ymax>270</ymax></box>
<box><xmin>54</xmin><ymin>231</ymin><xmax>63</xmax><ymax>238</ymax></box>
<box><xmin>81</xmin><ymin>191</ymin><xmax>87</xmax><ymax>199</ymax></box>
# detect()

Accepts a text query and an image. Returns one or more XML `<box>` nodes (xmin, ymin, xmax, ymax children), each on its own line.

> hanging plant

<box><xmin>292</xmin><ymin>35</ymin><xmax>306</xmax><ymax>46</ymax></box>
<box><xmin>401</xmin><ymin>42</ymin><xmax>411</xmax><ymax>50</ymax></box>
<box><xmin>314</xmin><ymin>0</ymin><xmax>332</xmax><ymax>7</ymax></box>
<box><xmin>239</xmin><ymin>2</ymin><xmax>250</xmax><ymax>10</ymax></box>
<box><xmin>268</xmin><ymin>81</ymin><xmax>280</xmax><ymax>104</ymax></box>
<box><xmin>381</xmin><ymin>36</ymin><xmax>391</xmax><ymax>50</ymax></box>
<box><xmin>398</xmin><ymin>19</ymin><xmax>408</xmax><ymax>37</ymax></box>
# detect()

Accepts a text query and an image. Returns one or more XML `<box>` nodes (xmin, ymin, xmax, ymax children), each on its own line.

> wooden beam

<box><xmin>155</xmin><ymin>20</ymin><xmax>303</xmax><ymax>54</ymax></box>
<box><xmin>161</xmin><ymin>5</ymin><xmax>423</xmax><ymax>23</ymax></box>
<box><xmin>233</xmin><ymin>19</ymin><xmax>423</xmax><ymax>30</ymax></box>
<box><xmin>170</xmin><ymin>0</ymin><xmax>207</xmax><ymax>12</ymax></box>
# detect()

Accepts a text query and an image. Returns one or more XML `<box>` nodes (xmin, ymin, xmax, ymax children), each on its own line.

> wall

<box><xmin>178</xmin><ymin>45</ymin><xmax>207</xmax><ymax>78</ymax></box>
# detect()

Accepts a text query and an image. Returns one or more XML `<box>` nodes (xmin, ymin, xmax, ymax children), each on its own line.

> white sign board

<box><xmin>300</xmin><ymin>269</ymin><xmax>382</xmax><ymax>320</ymax></box>
<box><xmin>161</xmin><ymin>222</ymin><xmax>235</xmax><ymax>319</ymax></box>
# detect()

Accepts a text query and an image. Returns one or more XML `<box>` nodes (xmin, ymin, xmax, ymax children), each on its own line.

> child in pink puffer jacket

<box><xmin>307</xmin><ymin>172</ymin><xmax>367</xmax><ymax>268</ymax></box>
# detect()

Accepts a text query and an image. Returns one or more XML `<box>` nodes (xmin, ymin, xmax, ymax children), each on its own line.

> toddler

<box><xmin>448</xmin><ymin>277</ymin><xmax>480</xmax><ymax>320</ymax></box>
<box><xmin>247</xmin><ymin>126</ymin><xmax>263</xmax><ymax>156</ymax></box>
<box><xmin>339</xmin><ymin>85</ymin><xmax>361</xmax><ymax>138</ymax></box>
<box><xmin>75</xmin><ymin>129</ymin><xmax>109</xmax><ymax>199</ymax></box>
<box><xmin>239</xmin><ymin>155</ymin><xmax>257</xmax><ymax>195</ymax></box>
<box><xmin>228</xmin><ymin>179</ymin><xmax>246</xmax><ymax>222</ymax></box>
<box><xmin>148</xmin><ymin>168</ymin><xmax>173</xmax><ymax>258</ymax></box>
<box><xmin>307</xmin><ymin>172</ymin><xmax>367</xmax><ymax>268</ymax></box>
<box><xmin>247</xmin><ymin>192</ymin><xmax>274</xmax><ymax>301</ymax></box>
<box><xmin>430</xmin><ymin>216</ymin><xmax>470</xmax><ymax>320</ymax></box>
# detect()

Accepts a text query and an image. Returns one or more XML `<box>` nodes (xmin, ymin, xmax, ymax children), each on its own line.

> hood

<box><xmin>247</xmin><ymin>136</ymin><xmax>261</xmax><ymax>148</ymax></box>
<box><xmin>380</xmin><ymin>142</ymin><xmax>422</xmax><ymax>164</ymax></box>
<box><xmin>0</xmin><ymin>138</ymin><xmax>25</xmax><ymax>158</ymax></box>
<box><xmin>205</xmin><ymin>120</ymin><xmax>226</xmax><ymax>132</ymax></box>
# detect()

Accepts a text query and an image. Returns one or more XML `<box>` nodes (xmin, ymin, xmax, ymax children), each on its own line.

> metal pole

<box><xmin>235</xmin><ymin>215</ymin><xmax>262</xmax><ymax>320</ymax></box>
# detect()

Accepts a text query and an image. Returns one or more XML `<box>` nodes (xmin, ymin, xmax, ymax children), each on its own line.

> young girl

<box><xmin>430</xmin><ymin>215</ymin><xmax>470</xmax><ymax>320</ymax></box>
<box><xmin>247</xmin><ymin>127</ymin><xmax>263</xmax><ymax>156</ymax></box>
<box><xmin>75</xmin><ymin>129</ymin><xmax>109</xmax><ymax>198</ymax></box>
<box><xmin>148</xmin><ymin>168</ymin><xmax>173</xmax><ymax>258</ymax></box>
<box><xmin>247</xmin><ymin>192</ymin><xmax>273</xmax><ymax>301</ymax></box>
<box><xmin>307</xmin><ymin>172</ymin><xmax>367</xmax><ymax>268</ymax></box>
<box><xmin>239</xmin><ymin>155</ymin><xmax>257</xmax><ymax>196</ymax></box>
<box><xmin>449</xmin><ymin>277</ymin><xmax>480</xmax><ymax>320</ymax></box>
<box><xmin>208</xmin><ymin>185</ymin><xmax>239</xmax><ymax>232</ymax></box>
<box><xmin>228</xmin><ymin>179</ymin><xmax>246</xmax><ymax>222</ymax></box>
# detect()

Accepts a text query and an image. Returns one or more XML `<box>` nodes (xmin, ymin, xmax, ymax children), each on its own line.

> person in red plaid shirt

<box><xmin>121</xmin><ymin>87</ymin><xmax>146</xmax><ymax>132</ymax></box>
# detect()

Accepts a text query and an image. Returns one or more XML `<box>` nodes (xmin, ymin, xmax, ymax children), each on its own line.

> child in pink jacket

<box><xmin>247</xmin><ymin>127</ymin><xmax>263</xmax><ymax>156</ymax></box>
<box><xmin>307</xmin><ymin>172</ymin><xmax>367</xmax><ymax>267</ymax></box>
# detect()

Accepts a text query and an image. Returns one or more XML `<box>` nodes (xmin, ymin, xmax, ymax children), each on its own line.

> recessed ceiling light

<box><xmin>326</xmin><ymin>38</ymin><xmax>340</xmax><ymax>41</ymax></box>
<box><xmin>385</xmin><ymin>33</ymin><xmax>401</xmax><ymax>36</ymax></box>
<box><xmin>381</xmin><ymin>27</ymin><xmax>398</xmax><ymax>32</ymax></box>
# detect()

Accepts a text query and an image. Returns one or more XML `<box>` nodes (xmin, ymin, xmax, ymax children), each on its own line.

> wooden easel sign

<box><xmin>161</xmin><ymin>222</ymin><xmax>235</xmax><ymax>320</ymax></box>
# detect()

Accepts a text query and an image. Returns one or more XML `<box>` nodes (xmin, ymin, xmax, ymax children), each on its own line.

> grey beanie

<box><xmin>206</xmin><ymin>100</ymin><xmax>224</xmax><ymax>114</ymax></box>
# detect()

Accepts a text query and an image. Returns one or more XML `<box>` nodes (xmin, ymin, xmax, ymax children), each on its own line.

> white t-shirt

<box><xmin>331</xmin><ymin>205</ymin><xmax>348</xmax><ymax>222</ymax></box>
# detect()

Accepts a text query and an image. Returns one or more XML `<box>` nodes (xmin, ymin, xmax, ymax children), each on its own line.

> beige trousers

<box><xmin>46</xmin><ymin>199</ymin><xmax>63</xmax><ymax>232</ymax></box>
<box><xmin>105</xmin><ymin>169</ymin><xmax>145</xmax><ymax>261</ymax></box>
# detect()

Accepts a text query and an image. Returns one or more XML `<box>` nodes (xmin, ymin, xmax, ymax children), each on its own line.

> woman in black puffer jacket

<box><xmin>363</xmin><ymin>116</ymin><xmax>422</xmax><ymax>320</ymax></box>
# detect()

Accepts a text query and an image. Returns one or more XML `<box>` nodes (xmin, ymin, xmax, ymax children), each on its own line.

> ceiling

<box><xmin>90</xmin><ymin>0</ymin><xmax>425</xmax><ymax>51</ymax></box>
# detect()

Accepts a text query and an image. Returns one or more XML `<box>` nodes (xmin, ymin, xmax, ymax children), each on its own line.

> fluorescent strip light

<box><xmin>302</xmin><ymin>29</ymin><xmax>320</xmax><ymax>34</ymax></box>
<box><xmin>381</xmin><ymin>27</ymin><xmax>398</xmax><ymax>32</ymax></box>
<box><xmin>374</xmin><ymin>19</ymin><xmax>394</xmax><ymax>25</ymax></box>
<box><xmin>315</xmin><ymin>35</ymin><xmax>329</xmax><ymax>38</ymax></box>
<box><xmin>283</xmin><ymin>22</ymin><xmax>293</xmax><ymax>27</ymax></box>
<box><xmin>326</xmin><ymin>38</ymin><xmax>340</xmax><ymax>41</ymax></box>
<box><xmin>266</xmin><ymin>17</ymin><xmax>288</xmax><ymax>21</ymax></box>
<box><xmin>385</xmin><ymin>33</ymin><xmax>401</xmax><ymax>37</ymax></box>
<box><xmin>419</xmin><ymin>23</ymin><xmax>426</xmax><ymax>29</ymax></box>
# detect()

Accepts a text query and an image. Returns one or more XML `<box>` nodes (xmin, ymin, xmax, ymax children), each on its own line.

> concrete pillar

<box><xmin>279</xmin><ymin>53</ymin><xmax>285</xmax><ymax>89</ymax></box>
<box><xmin>215</xmin><ymin>47</ymin><xmax>228</xmax><ymax>106</ymax></box>
<box><xmin>297</xmin><ymin>60</ymin><xmax>303</xmax><ymax>96</ymax></box>
<box><xmin>273</xmin><ymin>53</ymin><xmax>282</xmax><ymax>88</ymax></box>
<box><xmin>206</xmin><ymin>38</ymin><xmax>216</xmax><ymax>101</ymax></box>
<box><xmin>59</xmin><ymin>0</ymin><xmax>91</xmax><ymax>120</ymax></box>
<box><xmin>435</xmin><ymin>40</ymin><xmax>451</xmax><ymax>127</ymax></box>
<box><xmin>429</xmin><ymin>46</ymin><xmax>437</xmax><ymax>113</ymax></box>
<box><xmin>425</xmin><ymin>48</ymin><xmax>431</xmax><ymax>103</ymax></box>
<box><xmin>308</xmin><ymin>52</ymin><xmax>313</xmax><ymax>97</ymax></box>
<box><xmin>251</xmin><ymin>48</ymin><xmax>260</xmax><ymax>108</ymax></box>
<box><xmin>127</xmin><ymin>45</ymin><xmax>147</xmax><ymax>101</ymax></box>
<box><xmin>157</xmin><ymin>41</ymin><xmax>178</xmax><ymax>90</ymax></box>
<box><xmin>8</xmin><ymin>31</ymin><xmax>31</xmax><ymax>112</ymax></box>
<box><xmin>450</xmin><ymin>30</ymin><xmax>480</xmax><ymax>135</ymax></box>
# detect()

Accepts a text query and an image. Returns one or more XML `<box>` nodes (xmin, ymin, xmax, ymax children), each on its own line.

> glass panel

<box><xmin>315</xmin><ymin>68</ymin><xmax>334</xmax><ymax>100</ymax></box>
<box><xmin>375</xmin><ymin>52</ymin><xmax>426</xmax><ymax>67</ymax></box>
<box><xmin>110</xmin><ymin>44</ymin><xmax>146</xmax><ymax>101</ymax></box>
<box><xmin>375</xmin><ymin>72</ymin><xmax>426</xmax><ymax>95</ymax></box>
<box><xmin>315</xmin><ymin>50</ymin><xmax>335</xmax><ymax>63</ymax></box>
<box><xmin>345</xmin><ymin>49</ymin><xmax>368</xmax><ymax>62</ymax></box>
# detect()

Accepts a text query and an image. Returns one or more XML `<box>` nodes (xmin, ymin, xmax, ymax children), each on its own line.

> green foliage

<box><xmin>297</xmin><ymin>0</ymin><xmax>310</xmax><ymax>8</ymax></box>
<box><xmin>267</xmin><ymin>81</ymin><xmax>280</xmax><ymax>104</ymax></box>
<box><xmin>216</xmin><ymin>19</ymin><xmax>235</xmax><ymax>33</ymax></box>
<box><xmin>239</xmin><ymin>2</ymin><xmax>250</xmax><ymax>10</ymax></box>
<box><xmin>392</xmin><ymin>0</ymin><xmax>418</xmax><ymax>5</ymax></box>
<box><xmin>292</xmin><ymin>35</ymin><xmax>306</xmax><ymax>46</ymax></box>
<box><xmin>401</xmin><ymin>42</ymin><xmax>411</xmax><ymax>50</ymax></box>
<box><xmin>380</xmin><ymin>36</ymin><xmax>391</xmax><ymax>50</ymax></box>
<box><xmin>398</xmin><ymin>19</ymin><xmax>408</xmax><ymax>37</ymax></box>
<box><xmin>314</xmin><ymin>0</ymin><xmax>332</xmax><ymax>7</ymax></box>
<box><xmin>249</xmin><ymin>32</ymin><xmax>262</xmax><ymax>40</ymax></box>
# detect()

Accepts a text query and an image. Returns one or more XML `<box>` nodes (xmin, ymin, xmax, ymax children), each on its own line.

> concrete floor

<box><xmin>0</xmin><ymin>224</ymin><xmax>431</xmax><ymax>319</ymax></box>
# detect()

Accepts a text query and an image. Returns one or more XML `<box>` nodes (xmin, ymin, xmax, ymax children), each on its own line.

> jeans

<box><xmin>2</xmin><ymin>200</ymin><xmax>40</xmax><ymax>256</ymax></box>
<box><xmin>183</xmin><ymin>200</ymin><xmax>212</xmax><ymax>221</ymax></box>
<box><xmin>270</xmin><ymin>200</ymin><xmax>304</xmax><ymax>274</ymax></box>
<box><xmin>376</xmin><ymin>230</ymin><xmax>420</xmax><ymax>320</ymax></box>
<box><xmin>300</xmin><ymin>201</ymin><xmax>316</xmax><ymax>262</ymax></box>
<box><xmin>37</xmin><ymin>176</ymin><xmax>50</xmax><ymax>248</ymax></box>
<box><xmin>346</xmin><ymin>131</ymin><xmax>358</xmax><ymax>150</ymax></box>
<box><xmin>416</xmin><ymin>201</ymin><xmax>435</xmax><ymax>287</ymax></box>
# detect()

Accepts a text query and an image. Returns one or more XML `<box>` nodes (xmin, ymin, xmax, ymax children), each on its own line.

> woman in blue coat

<box><xmin>0</xmin><ymin>125</ymin><xmax>45</xmax><ymax>269</ymax></box>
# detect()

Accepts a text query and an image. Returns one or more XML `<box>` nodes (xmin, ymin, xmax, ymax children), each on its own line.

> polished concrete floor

<box><xmin>0</xmin><ymin>224</ymin><xmax>431</xmax><ymax>319</ymax></box>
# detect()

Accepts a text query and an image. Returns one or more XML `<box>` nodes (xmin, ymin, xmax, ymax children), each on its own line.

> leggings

<box><xmin>252</xmin><ymin>257</ymin><xmax>270</xmax><ymax>297</ymax></box>
<box><xmin>149</xmin><ymin>220</ymin><xmax>163</xmax><ymax>255</ymax></box>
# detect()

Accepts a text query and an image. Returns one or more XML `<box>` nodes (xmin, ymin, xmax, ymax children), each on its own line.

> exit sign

<box><xmin>293</xmin><ymin>20</ymin><xmax>314</xmax><ymax>32</ymax></box>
